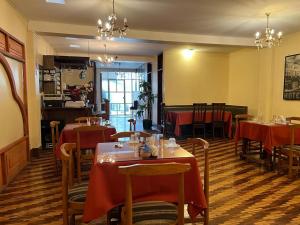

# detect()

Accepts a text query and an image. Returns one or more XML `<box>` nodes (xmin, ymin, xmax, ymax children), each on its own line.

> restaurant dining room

<box><xmin>1</xmin><ymin>0</ymin><xmax>300</xmax><ymax>224</ymax></box>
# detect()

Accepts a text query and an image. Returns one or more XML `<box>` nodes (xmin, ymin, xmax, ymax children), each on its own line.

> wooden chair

<box><xmin>118</xmin><ymin>163</ymin><xmax>191</xmax><ymax>225</ymax></box>
<box><xmin>110</xmin><ymin>131</ymin><xmax>152</xmax><ymax>141</ymax></box>
<box><xmin>211</xmin><ymin>103</ymin><xmax>226</xmax><ymax>139</ymax></box>
<box><xmin>186</xmin><ymin>138</ymin><xmax>209</xmax><ymax>225</ymax></box>
<box><xmin>128</xmin><ymin>119</ymin><xmax>136</xmax><ymax>131</ymax></box>
<box><xmin>234</xmin><ymin>114</ymin><xmax>254</xmax><ymax>155</ymax></box>
<box><xmin>286</xmin><ymin>117</ymin><xmax>300</xmax><ymax>124</ymax></box>
<box><xmin>61</xmin><ymin>143</ymin><xmax>88</xmax><ymax>225</ymax></box>
<box><xmin>192</xmin><ymin>103</ymin><xmax>207</xmax><ymax>138</ymax></box>
<box><xmin>74</xmin><ymin>116</ymin><xmax>100</xmax><ymax>124</ymax></box>
<box><xmin>50</xmin><ymin>120</ymin><xmax>60</xmax><ymax>174</ymax></box>
<box><xmin>234</xmin><ymin>114</ymin><xmax>263</xmax><ymax>159</ymax></box>
<box><xmin>161</xmin><ymin>103</ymin><xmax>176</xmax><ymax>138</ymax></box>
<box><xmin>277</xmin><ymin>124</ymin><xmax>300</xmax><ymax>178</ymax></box>
<box><xmin>73</xmin><ymin>125</ymin><xmax>108</xmax><ymax>183</ymax></box>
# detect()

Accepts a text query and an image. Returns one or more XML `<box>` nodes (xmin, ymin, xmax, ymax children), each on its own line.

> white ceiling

<box><xmin>42</xmin><ymin>35</ymin><xmax>241</xmax><ymax>56</ymax></box>
<box><xmin>42</xmin><ymin>35</ymin><xmax>171</xmax><ymax>56</ymax></box>
<box><xmin>10</xmin><ymin>0</ymin><xmax>300</xmax><ymax>36</ymax></box>
<box><xmin>9</xmin><ymin>0</ymin><xmax>300</xmax><ymax>56</ymax></box>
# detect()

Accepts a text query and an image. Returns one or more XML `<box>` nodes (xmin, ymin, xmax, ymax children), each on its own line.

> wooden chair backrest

<box><xmin>289</xmin><ymin>124</ymin><xmax>300</xmax><ymax>147</ymax></box>
<box><xmin>286</xmin><ymin>117</ymin><xmax>300</xmax><ymax>124</ymax></box>
<box><xmin>111</xmin><ymin>131</ymin><xmax>135</xmax><ymax>141</ymax></box>
<box><xmin>61</xmin><ymin>143</ymin><xmax>76</xmax><ymax>225</ymax></box>
<box><xmin>118</xmin><ymin>163</ymin><xmax>191</xmax><ymax>225</ymax></box>
<box><xmin>73</xmin><ymin>125</ymin><xmax>108</xmax><ymax>183</ymax></box>
<box><xmin>192</xmin><ymin>103</ymin><xmax>207</xmax><ymax>123</ymax></box>
<box><xmin>75</xmin><ymin>116</ymin><xmax>100</xmax><ymax>124</ymax></box>
<box><xmin>186</xmin><ymin>137</ymin><xmax>209</xmax><ymax>223</ymax></box>
<box><xmin>235</xmin><ymin>114</ymin><xmax>254</xmax><ymax>128</ymax></box>
<box><xmin>212</xmin><ymin>103</ymin><xmax>226</xmax><ymax>121</ymax></box>
<box><xmin>50</xmin><ymin>121</ymin><xmax>60</xmax><ymax>151</ymax></box>
<box><xmin>110</xmin><ymin>131</ymin><xmax>152</xmax><ymax>141</ymax></box>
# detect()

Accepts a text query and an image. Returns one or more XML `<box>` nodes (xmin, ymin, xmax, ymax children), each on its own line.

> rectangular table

<box><xmin>55</xmin><ymin>123</ymin><xmax>116</xmax><ymax>159</ymax></box>
<box><xmin>167</xmin><ymin>111</ymin><xmax>232</xmax><ymax>137</ymax></box>
<box><xmin>235</xmin><ymin>121</ymin><xmax>300</xmax><ymax>154</ymax></box>
<box><xmin>82</xmin><ymin>142</ymin><xmax>207</xmax><ymax>223</ymax></box>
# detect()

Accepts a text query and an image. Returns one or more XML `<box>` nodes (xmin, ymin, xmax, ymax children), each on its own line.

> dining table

<box><xmin>55</xmin><ymin>123</ymin><xmax>116</xmax><ymax>159</ymax></box>
<box><xmin>166</xmin><ymin>111</ymin><xmax>232</xmax><ymax>137</ymax></box>
<box><xmin>235</xmin><ymin>120</ymin><xmax>300</xmax><ymax>154</ymax></box>
<box><xmin>82</xmin><ymin>141</ymin><xmax>207</xmax><ymax>223</ymax></box>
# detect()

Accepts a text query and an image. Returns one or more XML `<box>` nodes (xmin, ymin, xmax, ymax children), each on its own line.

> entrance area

<box><xmin>101</xmin><ymin>70</ymin><xmax>146</xmax><ymax>116</ymax></box>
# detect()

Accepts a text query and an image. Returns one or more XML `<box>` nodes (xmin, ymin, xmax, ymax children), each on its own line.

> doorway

<box><xmin>102</xmin><ymin>71</ymin><xmax>146</xmax><ymax>116</ymax></box>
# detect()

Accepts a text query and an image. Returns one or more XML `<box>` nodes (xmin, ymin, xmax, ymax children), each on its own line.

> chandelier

<box><xmin>98</xmin><ymin>44</ymin><xmax>117</xmax><ymax>64</ymax></box>
<box><xmin>97</xmin><ymin>0</ymin><xmax>128</xmax><ymax>39</ymax></box>
<box><xmin>254</xmin><ymin>13</ymin><xmax>282</xmax><ymax>49</ymax></box>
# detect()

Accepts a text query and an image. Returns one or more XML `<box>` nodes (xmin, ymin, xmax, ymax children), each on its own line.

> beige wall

<box><xmin>228</xmin><ymin>48</ymin><xmax>259</xmax><ymax>115</ymax></box>
<box><xmin>27</xmin><ymin>33</ymin><xmax>56</xmax><ymax>149</ymax></box>
<box><xmin>163</xmin><ymin>47</ymin><xmax>229</xmax><ymax>105</ymax></box>
<box><xmin>228</xmin><ymin>31</ymin><xmax>300</xmax><ymax>120</ymax></box>
<box><xmin>0</xmin><ymin>63</ymin><xmax>24</xmax><ymax>148</ymax></box>
<box><xmin>0</xmin><ymin>0</ymin><xmax>55</xmax><ymax>149</ymax></box>
<box><xmin>0</xmin><ymin>0</ymin><xmax>27</xmax><ymax>149</ymax></box>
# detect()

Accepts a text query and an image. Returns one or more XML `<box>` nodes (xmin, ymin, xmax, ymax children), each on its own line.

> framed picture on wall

<box><xmin>283</xmin><ymin>54</ymin><xmax>300</xmax><ymax>100</ymax></box>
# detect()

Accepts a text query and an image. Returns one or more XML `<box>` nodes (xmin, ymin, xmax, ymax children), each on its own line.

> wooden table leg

<box><xmin>288</xmin><ymin>151</ymin><xmax>293</xmax><ymax>178</ymax></box>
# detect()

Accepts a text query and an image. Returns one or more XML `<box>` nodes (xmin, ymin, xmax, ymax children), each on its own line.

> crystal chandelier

<box><xmin>255</xmin><ymin>13</ymin><xmax>282</xmax><ymax>49</ymax></box>
<box><xmin>97</xmin><ymin>0</ymin><xmax>128</xmax><ymax>39</ymax></box>
<box><xmin>97</xmin><ymin>44</ymin><xmax>117</xmax><ymax>64</ymax></box>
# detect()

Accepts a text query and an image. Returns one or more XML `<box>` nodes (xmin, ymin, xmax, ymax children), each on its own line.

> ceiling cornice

<box><xmin>28</xmin><ymin>20</ymin><xmax>254</xmax><ymax>47</ymax></box>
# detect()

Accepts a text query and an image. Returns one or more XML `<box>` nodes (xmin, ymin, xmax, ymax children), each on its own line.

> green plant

<box><xmin>136</xmin><ymin>81</ymin><xmax>156</xmax><ymax>120</ymax></box>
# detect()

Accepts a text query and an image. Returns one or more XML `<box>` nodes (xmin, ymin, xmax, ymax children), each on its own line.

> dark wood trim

<box><xmin>0</xmin><ymin>49</ymin><xmax>25</xmax><ymax>63</ymax></box>
<box><xmin>157</xmin><ymin>53</ymin><xmax>163</xmax><ymax>125</ymax></box>
<box><xmin>92</xmin><ymin>61</ymin><xmax>97</xmax><ymax>107</ymax></box>
<box><xmin>0</xmin><ymin>27</ymin><xmax>25</xmax><ymax>48</ymax></box>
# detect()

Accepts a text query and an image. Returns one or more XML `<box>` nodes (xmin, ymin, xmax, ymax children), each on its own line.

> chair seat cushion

<box><xmin>68</xmin><ymin>181</ymin><xmax>88</xmax><ymax>203</ymax></box>
<box><xmin>131</xmin><ymin>201</ymin><xmax>177</xmax><ymax>225</ymax></box>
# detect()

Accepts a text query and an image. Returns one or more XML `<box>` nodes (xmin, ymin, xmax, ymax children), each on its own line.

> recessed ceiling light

<box><xmin>69</xmin><ymin>44</ymin><xmax>80</xmax><ymax>48</ymax></box>
<box><xmin>65</xmin><ymin>37</ymin><xmax>78</xmax><ymax>40</ymax></box>
<box><xmin>46</xmin><ymin>0</ymin><xmax>65</xmax><ymax>4</ymax></box>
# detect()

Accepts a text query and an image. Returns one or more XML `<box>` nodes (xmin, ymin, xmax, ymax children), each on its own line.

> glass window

<box><xmin>110</xmin><ymin>92</ymin><xmax>124</xmax><ymax>103</ymax></box>
<box><xmin>126</xmin><ymin>93</ymin><xmax>132</xmax><ymax>104</ymax></box>
<box><xmin>109</xmin><ymin>80</ymin><xmax>116</xmax><ymax>92</ymax></box>
<box><xmin>125</xmin><ymin>80</ymin><xmax>132</xmax><ymax>92</ymax></box>
<box><xmin>117</xmin><ymin>80</ymin><xmax>124</xmax><ymax>92</ymax></box>
<box><xmin>101</xmin><ymin>67</ymin><xmax>146</xmax><ymax>116</ymax></box>
<box><xmin>102</xmin><ymin>80</ymin><xmax>108</xmax><ymax>91</ymax></box>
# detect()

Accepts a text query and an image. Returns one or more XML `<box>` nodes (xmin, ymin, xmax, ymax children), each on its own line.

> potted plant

<box><xmin>136</xmin><ymin>80</ymin><xmax>156</xmax><ymax>130</ymax></box>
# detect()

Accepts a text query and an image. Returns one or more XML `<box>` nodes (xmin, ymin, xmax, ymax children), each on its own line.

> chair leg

<box><xmin>222</xmin><ymin>126</ymin><xmax>225</xmax><ymax>139</ymax></box>
<box><xmin>288</xmin><ymin>151</ymin><xmax>293</xmax><ymax>178</ymax></box>
<box><xmin>235</xmin><ymin>142</ymin><xmax>238</xmax><ymax>156</ymax></box>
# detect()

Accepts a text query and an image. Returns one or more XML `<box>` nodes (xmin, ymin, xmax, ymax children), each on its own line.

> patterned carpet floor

<box><xmin>1</xmin><ymin>139</ymin><xmax>300</xmax><ymax>225</ymax></box>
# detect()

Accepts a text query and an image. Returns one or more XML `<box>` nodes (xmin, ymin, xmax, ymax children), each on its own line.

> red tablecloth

<box><xmin>55</xmin><ymin>123</ymin><xmax>116</xmax><ymax>159</ymax></box>
<box><xmin>82</xmin><ymin>143</ymin><xmax>207</xmax><ymax>222</ymax></box>
<box><xmin>235</xmin><ymin>121</ymin><xmax>300</xmax><ymax>154</ymax></box>
<box><xmin>167</xmin><ymin>111</ymin><xmax>232</xmax><ymax>137</ymax></box>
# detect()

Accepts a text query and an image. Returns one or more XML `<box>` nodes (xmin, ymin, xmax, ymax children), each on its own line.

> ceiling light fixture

<box><xmin>98</xmin><ymin>44</ymin><xmax>117</xmax><ymax>64</ymax></box>
<box><xmin>97</xmin><ymin>0</ymin><xmax>128</xmax><ymax>40</ymax></box>
<box><xmin>254</xmin><ymin>13</ymin><xmax>283</xmax><ymax>49</ymax></box>
<box><xmin>69</xmin><ymin>44</ymin><xmax>80</xmax><ymax>48</ymax></box>
<box><xmin>183</xmin><ymin>49</ymin><xmax>194</xmax><ymax>59</ymax></box>
<box><xmin>65</xmin><ymin>37</ymin><xmax>78</xmax><ymax>40</ymax></box>
<box><xmin>46</xmin><ymin>0</ymin><xmax>65</xmax><ymax>4</ymax></box>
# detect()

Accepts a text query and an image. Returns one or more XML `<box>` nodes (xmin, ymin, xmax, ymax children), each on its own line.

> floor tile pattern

<box><xmin>1</xmin><ymin>139</ymin><xmax>300</xmax><ymax>224</ymax></box>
